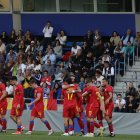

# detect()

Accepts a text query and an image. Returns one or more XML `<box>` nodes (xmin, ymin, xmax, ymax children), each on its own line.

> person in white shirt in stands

<box><xmin>42</xmin><ymin>21</ymin><xmax>54</xmax><ymax>49</ymax></box>
<box><xmin>43</xmin><ymin>48</ymin><xmax>56</xmax><ymax>65</ymax></box>
<box><xmin>56</xmin><ymin>30</ymin><xmax>67</xmax><ymax>47</ymax></box>
<box><xmin>6</xmin><ymin>79</ymin><xmax>14</xmax><ymax>96</ymax></box>
<box><xmin>114</xmin><ymin>94</ymin><xmax>126</xmax><ymax>112</ymax></box>
<box><xmin>95</xmin><ymin>69</ymin><xmax>104</xmax><ymax>83</ymax></box>
<box><xmin>71</xmin><ymin>42</ymin><xmax>81</xmax><ymax>56</ymax></box>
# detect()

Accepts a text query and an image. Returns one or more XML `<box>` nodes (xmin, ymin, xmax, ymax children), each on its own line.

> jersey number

<box><xmin>68</xmin><ymin>93</ymin><xmax>73</xmax><ymax>100</ymax></box>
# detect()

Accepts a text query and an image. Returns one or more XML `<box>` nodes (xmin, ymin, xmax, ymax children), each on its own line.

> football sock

<box><xmin>90</xmin><ymin>121</ymin><xmax>94</xmax><ymax>133</ymax></box>
<box><xmin>1</xmin><ymin>118</ymin><xmax>7</xmax><ymax>130</ymax></box>
<box><xmin>17</xmin><ymin>125</ymin><xmax>21</xmax><ymax>131</ymax></box>
<box><xmin>94</xmin><ymin>120</ymin><xmax>100</xmax><ymax>128</ymax></box>
<box><xmin>108</xmin><ymin>122</ymin><xmax>114</xmax><ymax>133</ymax></box>
<box><xmin>44</xmin><ymin>120</ymin><xmax>51</xmax><ymax>130</ymax></box>
<box><xmin>29</xmin><ymin>120</ymin><xmax>34</xmax><ymax>131</ymax></box>
<box><xmin>64</xmin><ymin>126</ymin><xmax>69</xmax><ymax>133</ymax></box>
<box><xmin>87</xmin><ymin>121</ymin><xmax>90</xmax><ymax>133</ymax></box>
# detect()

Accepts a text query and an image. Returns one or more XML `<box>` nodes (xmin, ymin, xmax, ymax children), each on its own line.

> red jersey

<box><xmin>62</xmin><ymin>85</ymin><xmax>77</xmax><ymax>107</ymax></box>
<box><xmin>86</xmin><ymin>86</ymin><xmax>100</xmax><ymax>108</ymax></box>
<box><xmin>103</xmin><ymin>85</ymin><xmax>114</xmax><ymax>106</ymax></box>
<box><xmin>34</xmin><ymin>86</ymin><xmax>44</xmax><ymax>108</ymax></box>
<box><xmin>41</xmin><ymin>76</ymin><xmax>51</xmax><ymax>88</ymax></box>
<box><xmin>0</xmin><ymin>83</ymin><xmax>7</xmax><ymax>106</ymax></box>
<box><xmin>12</xmin><ymin>84</ymin><xmax>24</xmax><ymax>107</ymax></box>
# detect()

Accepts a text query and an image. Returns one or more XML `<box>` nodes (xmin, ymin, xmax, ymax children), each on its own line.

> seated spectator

<box><xmin>17</xmin><ymin>69</ymin><xmax>24</xmax><ymax>83</ymax></box>
<box><xmin>110</xmin><ymin>31</ymin><xmax>121</xmax><ymax>47</ymax></box>
<box><xmin>0</xmin><ymin>51</ymin><xmax>5</xmax><ymax>64</ymax></box>
<box><xmin>71</xmin><ymin>42</ymin><xmax>81</xmax><ymax>56</ymax></box>
<box><xmin>43</xmin><ymin>48</ymin><xmax>56</xmax><ymax>65</ymax></box>
<box><xmin>101</xmin><ymin>51</ymin><xmax>111</xmax><ymax>63</ymax></box>
<box><xmin>24</xmin><ymin>29</ymin><xmax>32</xmax><ymax>46</ymax></box>
<box><xmin>56</xmin><ymin>30</ymin><xmax>67</xmax><ymax>47</ymax></box>
<box><xmin>134</xmin><ymin>32</ymin><xmax>140</xmax><ymax>47</ymax></box>
<box><xmin>67</xmin><ymin>62</ymin><xmax>75</xmax><ymax>73</ymax></box>
<box><xmin>126</xmin><ymin>95</ymin><xmax>138</xmax><ymax>113</ymax></box>
<box><xmin>42</xmin><ymin>59</ymin><xmax>54</xmax><ymax>76</ymax></box>
<box><xmin>33</xmin><ymin>60</ymin><xmax>42</xmax><ymax>72</ymax></box>
<box><xmin>17</xmin><ymin>30</ymin><xmax>23</xmax><ymax>43</ymax></box>
<box><xmin>6</xmin><ymin>79</ymin><xmax>14</xmax><ymax>96</ymax></box>
<box><xmin>121</xmin><ymin>28</ymin><xmax>134</xmax><ymax>46</ymax></box>
<box><xmin>8</xmin><ymin>29</ymin><xmax>17</xmax><ymax>46</ymax></box>
<box><xmin>0</xmin><ymin>31</ymin><xmax>8</xmax><ymax>44</ymax></box>
<box><xmin>33</xmin><ymin>70</ymin><xmax>41</xmax><ymax>85</ymax></box>
<box><xmin>5</xmin><ymin>49</ymin><xmax>16</xmax><ymax>64</ymax></box>
<box><xmin>95</xmin><ymin>58</ymin><xmax>104</xmax><ymax>72</ymax></box>
<box><xmin>102</xmin><ymin>61</ymin><xmax>115</xmax><ymax>86</ymax></box>
<box><xmin>34</xmin><ymin>41</ymin><xmax>43</xmax><ymax>55</ymax></box>
<box><xmin>0</xmin><ymin>39</ymin><xmax>6</xmax><ymax>54</ymax></box>
<box><xmin>55</xmin><ymin>61</ymin><xmax>66</xmax><ymax>74</ymax></box>
<box><xmin>36</xmin><ymin>50</ymin><xmax>43</xmax><ymax>64</ymax></box>
<box><xmin>26</xmin><ymin>57</ymin><xmax>34</xmax><ymax>70</ymax></box>
<box><xmin>136</xmin><ymin>85</ymin><xmax>140</xmax><ymax>112</ymax></box>
<box><xmin>114</xmin><ymin>94</ymin><xmax>126</xmax><ymax>112</ymax></box>
<box><xmin>42</xmin><ymin>82</ymin><xmax>50</xmax><ymax>99</ymax></box>
<box><xmin>17</xmin><ymin>59</ymin><xmax>26</xmax><ymax>74</ymax></box>
<box><xmin>84</xmin><ymin>30</ymin><xmax>93</xmax><ymax>47</ymax></box>
<box><xmin>54</xmin><ymin>40</ymin><xmax>62</xmax><ymax>59</ymax></box>
<box><xmin>25</xmin><ymin>40</ymin><xmax>36</xmax><ymax>55</ymax></box>
<box><xmin>17</xmin><ymin>40</ymin><xmax>26</xmax><ymax>53</ymax></box>
<box><xmin>82</xmin><ymin>41</ymin><xmax>92</xmax><ymax>58</ymax></box>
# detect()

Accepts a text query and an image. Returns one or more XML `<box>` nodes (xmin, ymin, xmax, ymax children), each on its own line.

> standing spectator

<box><xmin>95</xmin><ymin>69</ymin><xmax>104</xmax><ymax>83</ymax></box>
<box><xmin>114</xmin><ymin>94</ymin><xmax>126</xmax><ymax>112</ymax></box>
<box><xmin>42</xmin><ymin>21</ymin><xmax>54</xmax><ymax>49</ymax></box>
<box><xmin>0</xmin><ymin>31</ymin><xmax>8</xmax><ymax>44</ymax></box>
<box><xmin>102</xmin><ymin>61</ymin><xmax>115</xmax><ymax>86</ymax></box>
<box><xmin>121</xmin><ymin>28</ymin><xmax>134</xmax><ymax>46</ymax></box>
<box><xmin>110</xmin><ymin>31</ymin><xmax>121</xmax><ymax>47</ymax></box>
<box><xmin>56</xmin><ymin>30</ymin><xmax>67</xmax><ymax>47</ymax></box>
<box><xmin>84</xmin><ymin>30</ymin><xmax>93</xmax><ymax>47</ymax></box>
<box><xmin>9</xmin><ymin>29</ymin><xmax>17</xmax><ymax>46</ymax></box>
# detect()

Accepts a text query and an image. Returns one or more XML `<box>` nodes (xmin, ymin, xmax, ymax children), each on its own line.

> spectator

<box><xmin>84</xmin><ymin>30</ymin><xmax>93</xmax><ymax>47</ymax></box>
<box><xmin>121</xmin><ymin>28</ymin><xmax>134</xmax><ymax>46</ymax></box>
<box><xmin>33</xmin><ymin>60</ymin><xmax>42</xmax><ymax>72</ymax></box>
<box><xmin>56</xmin><ymin>30</ymin><xmax>67</xmax><ymax>47</ymax></box>
<box><xmin>134</xmin><ymin>32</ymin><xmax>140</xmax><ymax>57</ymax></box>
<box><xmin>0</xmin><ymin>31</ymin><xmax>8</xmax><ymax>44</ymax></box>
<box><xmin>110</xmin><ymin>31</ymin><xmax>121</xmax><ymax>47</ymax></box>
<box><xmin>42</xmin><ymin>21</ymin><xmax>53</xmax><ymax>49</ymax></box>
<box><xmin>42</xmin><ymin>59</ymin><xmax>54</xmax><ymax>76</ymax></box>
<box><xmin>5</xmin><ymin>49</ymin><xmax>16</xmax><ymax>64</ymax></box>
<box><xmin>17</xmin><ymin>40</ymin><xmax>26</xmax><ymax>52</ymax></box>
<box><xmin>43</xmin><ymin>48</ymin><xmax>56</xmax><ymax>65</ymax></box>
<box><xmin>54</xmin><ymin>40</ymin><xmax>62</xmax><ymax>59</ymax></box>
<box><xmin>24</xmin><ymin>29</ymin><xmax>32</xmax><ymax>46</ymax></box>
<box><xmin>36</xmin><ymin>50</ymin><xmax>43</xmax><ymax>64</ymax></box>
<box><xmin>8</xmin><ymin>29</ymin><xmax>17</xmax><ymax>46</ymax></box>
<box><xmin>26</xmin><ymin>57</ymin><xmax>34</xmax><ymax>70</ymax></box>
<box><xmin>136</xmin><ymin>85</ymin><xmax>140</xmax><ymax>112</ymax></box>
<box><xmin>25</xmin><ymin>40</ymin><xmax>36</xmax><ymax>55</ymax></box>
<box><xmin>17</xmin><ymin>30</ymin><xmax>23</xmax><ymax>43</ymax></box>
<box><xmin>16</xmin><ymin>69</ymin><xmax>24</xmax><ymax>83</ymax></box>
<box><xmin>42</xmin><ymin>82</ymin><xmax>50</xmax><ymax>99</ymax></box>
<box><xmin>126</xmin><ymin>95</ymin><xmax>138</xmax><ymax>113</ymax></box>
<box><xmin>95</xmin><ymin>69</ymin><xmax>104</xmax><ymax>83</ymax></box>
<box><xmin>79</xmin><ymin>77</ymin><xmax>85</xmax><ymax>91</ymax></box>
<box><xmin>95</xmin><ymin>58</ymin><xmax>104</xmax><ymax>72</ymax></box>
<box><xmin>0</xmin><ymin>39</ymin><xmax>6</xmax><ymax>54</ymax></box>
<box><xmin>6</xmin><ymin>79</ymin><xmax>14</xmax><ymax>96</ymax></box>
<box><xmin>114</xmin><ymin>94</ymin><xmax>126</xmax><ymax>112</ymax></box>
<box><xmin>82</xmin><ymin>42</ymin><xmax>92</xmax><ymax>58</ymax></box>
<box><xmin>102</xmin><ymin>61</ymin><xmax>115</xmax><ymax>86</ymax></box>
<box><xmin>33</xmin><ymin>70</ymin><xmax>41</xmax><ymax>85</ymax></box>
<box><xmin>71</xmin><ymin>42</ymin><xmax>81</xmax><ymax>56</ymax></box>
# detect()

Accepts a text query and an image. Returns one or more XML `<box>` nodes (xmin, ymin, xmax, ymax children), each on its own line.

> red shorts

<box><xmin>88</xmin><ymin>107</ymin><xmax>99</xmax><ymax>118</ymax></box>
<box><xmin>0</xmin><ymin>104</ymin><xmax>7</xmax><ymax>115</ymax></box>
<box><xmin>63</xmin><ymin>104</ymin><xmax>79</xmax><ymax>118</ymax></box>
<box><xmin>105</xmin><ymin>103</ymin><xmax>114</xmax><ymax>118</ymax></box>
<box><xmin>97</xmin><ymin>110</ymin><xmax>103</xmax><ymax>121</ymax></box>
<box><xmin>10</xmin><ymin>107</ymin><xmax>24</xmax><ymax>117</ymax></box>
<box><xmin>31</xmin><ymin>107</ymin><xmax>44</xmax><ymax>118</ymax></box>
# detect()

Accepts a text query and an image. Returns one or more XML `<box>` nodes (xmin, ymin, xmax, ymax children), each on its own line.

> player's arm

<box><xmin>0</xmin><ymin>90</ymin><xmax>7</xmax><ymax>101</ymax></box>
<box><xmin>105</xmin><ymin>92</ymin><xmax>113</xmax><ymax>105</ymax></box>
<box><xmin>98</xmin><ymin>92</ymin><xmax>105</xmax><ymax>113</ymax></box>
<box><xmin>82</xmin><ymin>89</ymin><xmax>91</xmax><ymax>97</ymax></box>
<box><xmin>28</xmin><ymin>93</ymin><xmax>41</xmax><ymax>106</ymax></box>
<box><xmin>62</xmin><ymin>84</ymin><xmax>74</xmax><ymax>89</ymax></box>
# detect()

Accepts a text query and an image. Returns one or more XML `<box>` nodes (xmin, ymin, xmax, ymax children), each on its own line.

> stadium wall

<box><xmin>21</xmin><ymin>13</ymin><xmax>136</xmax><ymax>36</ymax></box>
<box><xmin>6</xmin><ymin>110</ymin><xmax>140</xmax><ymax>134</ymax></box>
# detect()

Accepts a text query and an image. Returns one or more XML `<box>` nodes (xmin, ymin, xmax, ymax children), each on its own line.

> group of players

<box><xmin>0</xmin><ymin>74</ymin><xmax>115</xmax><ymax>137</ymax></box>
<box><xmin>62</xmin><ymin>74</ymin><xmax>115</xmax><ymax>137</ymax></box>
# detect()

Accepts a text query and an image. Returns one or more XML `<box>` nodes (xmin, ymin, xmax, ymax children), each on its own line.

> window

<box><xmin>23</xmin><ymin>0</ymin><xmax>56</xmax><ymax>12</ymax></box>
<box><xmin>97</xmin><ymin>0</ymin><xmax>132</xmax><ymax>12</ymax></box>
<box><xmin>59</xmin><ymin>0</ymin><xmax>94</xmax><ymax>12</ymax></box>
<box><xmin>135</xmin><ymin>0</ymin><xmax>140</xmax><ymax>13</ymax></box>
<box><xmin>0</xmin><ymin>0</ymin><xmax>10</xmax><ymax>12</ymax></box>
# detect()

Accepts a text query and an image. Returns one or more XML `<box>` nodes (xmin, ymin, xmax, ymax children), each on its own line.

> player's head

<box><xmin>29</xmin><ymin>79</ymin><xmax>37</xmax><ymax>88</ymax></box>
<box><xmin>85</xmin><ymin>77</ymin><xmax>92</xmax><ymax>86</ymax></box>
<box><xmin>102</xmin><ymin>78</ymin><xmax>108</xmax><ymax>87</ymax></box>
<box><xmin>10</xmin><ymin>76</ymin><xmax>17</xmax><ymax>85</ymax></box>
<box><xmin>69</xmin><ymin>73</ymin><xmax>76</xmax><ymax>83</ymax></box>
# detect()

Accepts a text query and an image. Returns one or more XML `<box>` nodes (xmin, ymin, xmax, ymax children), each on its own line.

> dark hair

<box><xmin>102</xmin><ymin>78</ymin><xmax>108</xmax><ymax>82</ymax></box>
<box><xmin>112</xmin><ymin>31</ymin><xmax>119</xmax><ymax>36</ymax></box>
<box><xmin>117</xmin><ymin>94</ymin><xmax>122</xmax><ymax>97</ymax></box>
<box><xmin>11</xmin><ymin>76</ymin><xmax>17</xmax><ymax>81</ymax></box>
<box><xmin>29</xmin><ymin>79</ymin><xmax>37</xmax><ymax>84</ymax></box>
<box><xmin>85</xmin><ymin>77</ymin><xmax>92</xmax><ymax>84</ymax></box>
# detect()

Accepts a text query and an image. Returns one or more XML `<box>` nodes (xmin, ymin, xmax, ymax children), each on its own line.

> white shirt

<box><xmin>56</xmin><ymin>36</ymin><xmax>67</xmax><ymax>45</ymax></box>
<box><xmin>71</xmin><ymin>46</ymin><xmax>81</xmax><ymax>55</ymax></box>
<box><xmin>96</xmin><ymin>75</ymin><xmax>104</xmax><ymax>83</ymax></box>
<box><xmin>121</xmin><ymin>35</ymin><xmax>134</xmax><ymax>46</ymax></box>
<box><xmin>102</xmin><ymin>67</ymin><xmax>114</xmax><ymax>76</ymax></box>
<box><xmin>18</xmin><ymin>63</ymin><xmax>26</xmax><ymax>74</ymax></box>
<box><xmin>43</xmin><ymin>54</ymin><xmax>56</xmax><ymax>65</ymax></box>
<box><xmin>43</xmin><ymin>26</ymin><xmax>53</xmax><ymax>38</ymax></box>
<box><xmin>115</xmin><ymin>99</ymin><xmax>126</xmax><ymax>108</ymax></box>
<box><xmin>6</xmin><ymin>85</ymin><xmax>14</xmax><ymax>95</ymax></box>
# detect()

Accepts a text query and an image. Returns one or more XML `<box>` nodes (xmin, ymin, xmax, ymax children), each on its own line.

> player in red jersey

<box><xmin>82</xmin><ymin>77</ymin><xmax>105</xmax><ymax>137</ymax></box>
<box><xmin>25</xmin><ymin>79</ymin><xmax>53</xmax><ymax>135</ymax></box>
<box><xmin>10</xmin><ymin>76</ymin><xmax>24</xmax><ymax>134</ymax></box>
<box><xmin>62</xmin><ymin>77</ymin><xmax>83</xmax><ymax>136</ymax></box>
<box><xmin>102</xmin><ymin>78</ymin><xmax>115</xmax><ymax>137</ymax></box>
<box><xmin>0</xmin><ymin>81</ymin><xmax>8</xmax><ymax>132</ymax></box>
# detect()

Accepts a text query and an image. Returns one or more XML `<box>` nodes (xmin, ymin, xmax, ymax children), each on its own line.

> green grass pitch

<box><xmin>0</xmin><ymin>131</ymin><xmax>140</xmax><ymax>140</ymax></box>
